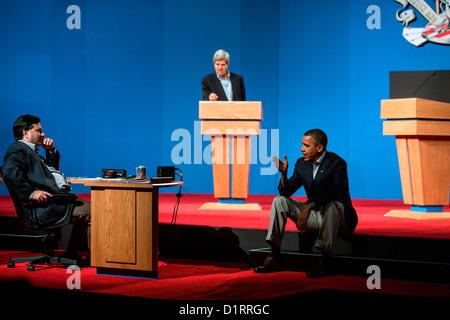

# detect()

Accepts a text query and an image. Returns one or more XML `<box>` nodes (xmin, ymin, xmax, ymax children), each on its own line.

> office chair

<box><xmin>1</xmin><ymin>167</ymin><xmax>82</xmax><ymax>271</ymax></box>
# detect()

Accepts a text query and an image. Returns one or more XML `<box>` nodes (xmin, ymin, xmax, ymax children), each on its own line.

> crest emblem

<box><xmin>395</xmin><ymin>0</ymin><xmax>450</xmax><ymax>46</ymax></box>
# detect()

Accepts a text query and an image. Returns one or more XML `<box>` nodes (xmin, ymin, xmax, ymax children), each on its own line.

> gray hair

<box><xmin>213</xmin><ymin>49</ymin><xmax>230</xmax><ymax>64</ymax></box>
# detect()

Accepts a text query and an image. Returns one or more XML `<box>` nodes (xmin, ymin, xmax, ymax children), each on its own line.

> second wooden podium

<box><xmin>381</xmin><ymin>98</ymin><xmax>450</xmax><ymax>219</ymax></box>
<box><xmin>199</xmin><ymin>101</ymin><xmax>262</xmax><ymax>210</ymax></box>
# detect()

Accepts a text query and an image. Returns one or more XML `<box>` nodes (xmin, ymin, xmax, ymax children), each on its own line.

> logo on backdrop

<box><xmin>395</xmin><ymin>0</ymin><xmax>450</xmax><ymax>46</ymax></box>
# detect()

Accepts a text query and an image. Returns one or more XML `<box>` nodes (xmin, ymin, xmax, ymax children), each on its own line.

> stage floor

<box><xmin>1</xmin><ymin>193</ymin><xmax>450</xmax><ymax>240</ymax></box>
<box><xmin>1</xmin><ymin>251</ymin><xmax>449</xmax><ymax>301</ymax></box>
<box><xmin>157</xmin><ymin>193</ymin><xmax>450</xmax><ymax>240</ymax></box>
<box><xmin>1</xmin><ymin>193</ymin><xmax>450</xmax><ymax>301</ymax></box>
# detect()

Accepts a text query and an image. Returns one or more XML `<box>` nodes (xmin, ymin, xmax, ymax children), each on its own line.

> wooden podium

<box><xmin>381</xmin><ymin>98</ymin><xmax>450</xmax><ymax>219</ymax></box>
<box><xmin>199</xmin><ymin>101</ymin><xmax>262</xmax><ymax>210</ymax></box>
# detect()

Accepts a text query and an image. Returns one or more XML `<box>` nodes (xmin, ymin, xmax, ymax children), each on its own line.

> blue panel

<box><xmin>219</xmin><ymin>198</ymin><xmax>246</xmax><ymax>204</ymax></box>
<box><xmin>411</xmin><ymin>206</ymin><xmax>444</xmax><ymax>213</ymax></box>
<box><xmin>278</xmin><ymin>0</ymin><xmax>351</xmax><ymax>198</ymax></box>
<box><xmin>0</xmin><ymin>0</ymin><xmax>54</xmax><ymax>194</ymax></box>
<box><xmin>83</xmin><ymin>0</ymin><xmax>163</xmax><ymax>178</ymax></box>
<box><xmin>1</xmin><ymin>0</ymin><xmax>450</xmax><ymax>201</ymax></box>
<box><xmin>160</xmin><ymin>0</ymin><xmax>280</xmax><ymax>195</ymax></box>
<box><xmin>49</xmin><ymin>0</ymin><xmax>86</xmax><ymax>179</ymax></box>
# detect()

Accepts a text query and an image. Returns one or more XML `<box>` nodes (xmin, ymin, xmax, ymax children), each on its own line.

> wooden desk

<box><xmin>69</xmin><ymin>179</ymin><xmax>183</xmax><ymax>278</ymax></box>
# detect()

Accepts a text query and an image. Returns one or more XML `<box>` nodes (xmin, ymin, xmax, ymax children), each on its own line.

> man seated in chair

<box><xmin>2</xmin><ymin>114</ymin><xmax>91</xmax><ymax>266</ymax></box>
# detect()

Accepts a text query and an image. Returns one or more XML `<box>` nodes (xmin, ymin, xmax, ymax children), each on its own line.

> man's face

<box><xmin>214</xmin><ymin>59</ymin><xmax>229</xmax><ymax>79</ymax></box>
<box><xmin>22</xmin><ymin>123</ymin><xmax>45</xmax><ymax>146</ymax></box>
<box><xmin>301</xmin><ymin>135</ymin><xmax>323</xmax><ymax>162</ymax></box>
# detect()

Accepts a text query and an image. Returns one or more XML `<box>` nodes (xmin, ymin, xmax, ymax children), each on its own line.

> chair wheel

<box><xmin>7</xmin><ymin>261</ymin><xmax>15</xmax><ymax>268</ymax></box>
<box><xmin>27</xmin><ymin>264</ymin><xmax>35</xmax><ymax>271</ymax></box>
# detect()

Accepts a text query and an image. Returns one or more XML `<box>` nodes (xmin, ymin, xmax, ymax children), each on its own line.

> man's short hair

<box><xmin>213</xmin><ymin>49</ymin><xmax>230</xmax><ymax>64</ymax></box>
<box><xmin>13</xmin><ymin>114</ymin><xmax>40</xmax><ymax>141</ymax></box>
<box><xmin>304</xmin><ymin>129</ymin><xmax>328</xmax><ymax>150</ymax></box>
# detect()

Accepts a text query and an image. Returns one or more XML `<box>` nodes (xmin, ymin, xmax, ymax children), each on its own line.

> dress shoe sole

<box><xmin>253</xmin><ymin>266</ymin><xmax>284</xmax><ymax>273</ymax></box>
<box><xmin>306</xmin><ymin>271</ymin><xmax>330</xmax><ymax>278</ymax></box>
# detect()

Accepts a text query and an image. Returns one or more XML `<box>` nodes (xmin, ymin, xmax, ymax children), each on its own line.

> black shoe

<box><xmin>253</xmin><ymin>256</ymin><xmax>284</xmax><ymax>273</ymax></box>
<box><xmin>306</xmin><ymin>256</ymin><xmax>332</xmax><ymax>278</ymax></box>
<box><xmin>83</xmin><ymin>253</ymin><xmax>91</xmax><ymax>267</ymax></box>
<box><xmin>61</xmin><ymin>250</ymin><xmax>89</xmax><ymax>267</ymax></box>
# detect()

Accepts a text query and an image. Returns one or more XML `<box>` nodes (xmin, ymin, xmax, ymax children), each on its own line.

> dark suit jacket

<box><xmin>201</xmin><ymin>72</ymin><xmax>246</xmax><ymax>101</ymax></box>
<box><xmin>278</xmin><ymin>151</ymin><xmax>358</xmax><ymax>232</ymax></box>
<box><xmin>2</xmin><ymin>141</ymin><xmax>65</xmax><ymax>225</ymax></box>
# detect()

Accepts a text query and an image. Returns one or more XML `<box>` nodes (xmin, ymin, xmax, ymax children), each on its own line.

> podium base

<box><xmin>199</xmin><ymin>202</ymin><xmax>262</xmax><ymax>211</ymax></box>
<box><xmin>384</xmin><ymin>210</ymin><xmax>450</xmax><ymax>220</ymax></box>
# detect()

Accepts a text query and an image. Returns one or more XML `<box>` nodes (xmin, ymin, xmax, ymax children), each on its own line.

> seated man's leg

<box><xmin>254</xmin><ymin>196</ymin><xmax>305</xmax><ymax>273</ymax></box>
<box><xmin>313</xmin><ymin>200</ymin><xmax>345</xmax><ymax>255</ymax></box>
<box><xmin>266</xmin><ymin>195</ymin><xmax>306</xmax><ymax>252</ymax></box>
<box><xmin>73</xmin><ymin>199</ymin><xmax>91</xmax><ymax>249</ymax></box>
<box><xmin>64</xmin><ymin>200</ymin><xmax>91</xmax><ymax>265</ymax></box>
<box><xmin>306</xmin><ymin>200</ymin><xmax>345</xmax><ymax>277</ymax></box>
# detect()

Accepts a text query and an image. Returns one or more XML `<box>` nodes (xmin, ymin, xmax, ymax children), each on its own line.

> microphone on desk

<box><xmin>411</xmin><ymin>71</ymin><xmax>436</xmax><ymax>98</ymax></box>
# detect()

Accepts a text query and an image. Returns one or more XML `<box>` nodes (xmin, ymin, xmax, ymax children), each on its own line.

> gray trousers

<box><xmin>266</xmin><ymin>196</ymin><xmax>349</xmax><ymax>255</ymax></box>
<box><xmin>70</xmin><ymin>199</ymin><xmax>91</xmax><ymax>250</ymax></box>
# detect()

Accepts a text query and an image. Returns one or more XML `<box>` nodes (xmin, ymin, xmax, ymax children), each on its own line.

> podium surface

<box><xmin>381</xmin><ymin>98</ymin><xmax>450</xmax><ymax>219</ymax></box>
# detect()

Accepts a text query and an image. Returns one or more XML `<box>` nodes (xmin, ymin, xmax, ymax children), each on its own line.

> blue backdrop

<box><xmin>1</xmin><ymin>0</ymin><xmax>449</xmax><ymax>200</ymax></box>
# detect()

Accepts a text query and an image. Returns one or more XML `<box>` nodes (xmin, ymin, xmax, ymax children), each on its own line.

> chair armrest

<box><xmin>24</xmin><ymin>193</ymin><xmax>79</xmax><ymax>208</ymax></box>
<box><xmin>49</xmin><ymin>193</ymin><xmax>79</xmax><ymax>203</ymax></box>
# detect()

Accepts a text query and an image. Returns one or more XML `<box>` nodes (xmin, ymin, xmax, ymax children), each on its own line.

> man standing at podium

<box><xmin>254</xmin><ymin>129</ymin><xmax>358</xmax><ymax>277</ymax></box>
<box><xmin>201</xmin><ymin>49</ymin><xmax>246</xmax><ymax>101</ymax></box>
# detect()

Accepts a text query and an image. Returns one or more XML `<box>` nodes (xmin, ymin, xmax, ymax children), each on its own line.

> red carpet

<box><xmin>1</xmin><ymin>193</ymin><xmax>450</xmax><ymax>301</ymax></box>
<box><xmin>2</xmin><ymin>193</ymin><xmax>450</xmax><ymax>239</ymax></box>
<box><xmin>156</xmin><ymin>193</ymin><xmax>450</xmax><ymax>239</ymax></box>
<box><xmin>1</xmin><ymin>251</ymin><xmax>450</xmax><ymax>301</ymax></box>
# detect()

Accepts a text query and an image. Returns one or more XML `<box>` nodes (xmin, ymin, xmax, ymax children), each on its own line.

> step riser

<box><xmin>249</xmin><ymin>249</ymin><xmax>450</xmax><ymax>283</ymax></box>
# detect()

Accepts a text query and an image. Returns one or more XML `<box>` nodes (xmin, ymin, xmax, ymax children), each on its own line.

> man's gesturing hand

<box><xmin>296</xmin><ymin>204</ymin><xmax>312</xmax><ymax>233</ymax></box>
<box><xmin>272</xmin><ymin>154</ymin><xmax>288</xmax><ymax>175</ymax></box>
